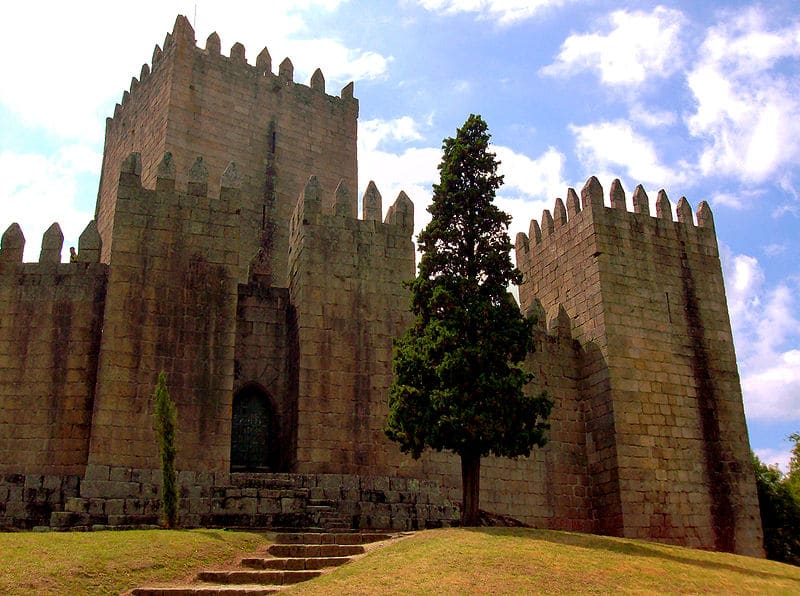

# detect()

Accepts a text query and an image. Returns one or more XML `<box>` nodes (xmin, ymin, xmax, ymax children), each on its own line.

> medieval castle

<box><xmin>0</xmin><ymin>16</ymin><xmax>763</xmax><ymax>556</ymax></box>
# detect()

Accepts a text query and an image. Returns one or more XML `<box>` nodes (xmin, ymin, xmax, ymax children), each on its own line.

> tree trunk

<box><xmin>461</xmin><ymin>453</ymin><xmax>481</xmax><ymax>526</ymax></box>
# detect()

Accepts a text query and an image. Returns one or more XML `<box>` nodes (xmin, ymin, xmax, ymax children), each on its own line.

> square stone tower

<box><xmin>516</xmin><ymin>177</ymin><xmax>763</xmax><ymax>556</ymax></box>
<box><xmin>95</xmin><ymin>15</ymin><xmax>359</xmax><ymax>284</ymax></box>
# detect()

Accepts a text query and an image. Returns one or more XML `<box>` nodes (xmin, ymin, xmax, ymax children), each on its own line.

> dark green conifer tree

<box><xmin>386</xmin><ymin>114</ymin><xmax>552</xmax><ymax>526</ymax></box>
<box><xmin>153</xmin><ymin>371</ymin><xmax>178</xmax><ymax>528</ymax></box>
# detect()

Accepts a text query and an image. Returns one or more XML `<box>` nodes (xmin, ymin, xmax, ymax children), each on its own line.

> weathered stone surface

<box><xmin>0</xmin><ymin>14</ymin><xmax>761</xmax><ymax>558</ymax></box>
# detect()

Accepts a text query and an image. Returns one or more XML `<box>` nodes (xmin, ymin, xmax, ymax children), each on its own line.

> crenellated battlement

<box><xmin>109</xmin><ymin>15</ymin><xmax>355</xmax><ymax>129</ymax></box>
<box><xmin>515</xmin><ymin>176</ymin><xmax>716</xmax><ymax>273</ymax></box>
<box><xmin>107</xmin><ymin>151</ymin><xmax>242</xmax><ymax>278</ymax></box>
<box><xmin>97</xmin><ymin>15</ymin><xmax>359</xmax><ymax>278</ymax></box>
<box><xmin>524</xmin><ymin>298</ymin><xmax>577</xmax><ymax>345</ymax></box>
<box><xmin>114</xmin><ymin>151</ymin><xmax>241</xmax><ymax>212</ymax></box>
<box><xmin>286</xmin><ymin>173</ymin><xmax>417</xmax><ymax>476</ymax></box>
<box><xmin>289</xmin><ymin>176</ymin><xmax>415</xmax><ymax>239</ymax></box>
<box><xmin>0</xmin><ymin>220</ymin><xmax>102</xmax><ymax>266</ymax></box>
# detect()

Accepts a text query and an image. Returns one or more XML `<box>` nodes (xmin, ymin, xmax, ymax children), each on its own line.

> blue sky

<box><xmin>1</xmin><ymin>1</ymin><xmax>798</xmax><ymax>471</ymax></box>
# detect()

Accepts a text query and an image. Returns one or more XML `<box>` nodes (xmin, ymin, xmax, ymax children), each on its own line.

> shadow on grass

<box><xmin>464</xmin><ymin>527</ymin><xmax>800</xmax><ymax>584</ymax></box>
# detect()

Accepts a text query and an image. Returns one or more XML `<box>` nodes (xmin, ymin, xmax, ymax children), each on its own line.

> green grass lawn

<box><xmin>0</xmin><ymin>528</ymin><xmax>270</xmax><ymax>595</ymax></box>
<box><xmin>1</xmin><ymin>527</ymin><xmax>799</xmax><ymax>595</ymax></box>
<box><xmin>287</xmin><ymin>528</ymin><xmax>800</xmax><ymax>595</ymax></box>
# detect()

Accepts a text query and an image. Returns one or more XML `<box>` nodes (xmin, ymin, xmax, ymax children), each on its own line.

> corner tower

<box><xmin>96</xmin><ymin>15</ymin><xmax>359</xmax><ymax>284</ymax></box>
<box><xmin>516</xmin><ymin>178</ymin><xmax>763</xmax><ymax>556</ymax></box>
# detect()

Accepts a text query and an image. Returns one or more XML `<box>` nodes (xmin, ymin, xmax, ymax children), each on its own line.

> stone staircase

<box><xmin>131</xmin><ymin>530</ymin><xmax>396</xmax><ymax>594</ymax></box>
<box><xmin>306</xmin><ymin>498</ymin><xmax>351</xmax><ymax>531</ymax></box>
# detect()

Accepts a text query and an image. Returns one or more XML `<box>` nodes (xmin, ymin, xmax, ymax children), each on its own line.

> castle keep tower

<box><xmin>96</xmin><ymin>15</ymin><xmax>358</xmax><ymax>284</ymax></box>
<box><xmin>515</xmin><ymin>178</ymin><xmax>762</xmax><ymax>555</ymax></box>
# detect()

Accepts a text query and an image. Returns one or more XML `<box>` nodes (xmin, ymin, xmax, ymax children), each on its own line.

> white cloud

<box><xmin>569</xmin><ymin>120</ymin><xmax>686</xmax><ymax>188</ymax></box>
<box><xmin>416</xmin><ymin>0</ymin><xmax>571</xmax><ymax>25</ymax></box>
<box><xmin>357</xmin><ymin>119</ymin><xmax>569</xmax><ymax>251</ymax></box>
<box><xmin>724</xmin><ymin>251</ymin><xmax>765</xmax><ymax>331</ymax></box>
<box><xmin>540</xmin><ymin>6</ymin><xmax>686</xmax><ymax>85</ymax></box>
<box><xmin>755</xmin><ymin>447</ymin><xmax>792</xmax><ymax>474</ymax></box>
<box><xmin>492</xmin><ymin>145</ymin><xmax>567</xmax><ymax>240</ymax></box>
<box><xmin>710</xmin><ymin>192</ymin><xmax>745</xmax><ymax>210</ymax></box>
<box><xmin>629</xmin><ymin>104</ymin><xmax>677</xmax><ymax>128</ymax></box>
<box><xmin>721</xmin><ymin>244</ymin><xmax>800</xmax><ymax>422</ymax></box>
<box><xmin>0</xmin><ymin>149</ymin><xmax>99</xmax><ymax>262</ymax></box>
<box><xmin>763</xmin><ymin>243</ymin><xmax>787</xmax><ymax>256</ymax></box>
<box><xmin>283</xmin><ymin>39</ymin><xmax>391</xmax><ymax>88</ymax></box>
<box><xmin>0</xmin><ymin>2</ymin><xmax>387</xmax><ymax>142</ymax></box>
<box><xmin>360</xmin><ymin>117</ymin><xmax>424</xmax><ymax>152</ymax></box>
<box><xmin>686</xmin><ymin>8</ymin><xmax>800</xmax><ymax>183</ymax></box>
<box><xmin>742</xmin><ymin>350</ymin><xmax>800</xmax><ymax>422</ymax></box>
<box><xmin>493</xmin><ymin>145</ymin><xmax>567</xmax><ymax>202</ymax></box>
<box><xmin>358</xmin><ymin>123</ymin><xmax>441</xmax><ymax>240</ymax></box>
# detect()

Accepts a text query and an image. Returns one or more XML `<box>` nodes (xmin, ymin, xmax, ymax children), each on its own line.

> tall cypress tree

<box><xmin>386</xmin><ymin>114</ymin><xmax>552</xmax><ymax>526</ymax></box>
<box><xmin>153</xmin><ymin>371</ymin><xmax>178</xmax><ymax>528</ymax></box>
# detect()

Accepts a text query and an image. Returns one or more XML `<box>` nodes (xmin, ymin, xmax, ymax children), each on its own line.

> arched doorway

<box><xmin>230</xmin><ymin>384</ymin><xmax>275</xmax><ymax>472</ymax></box>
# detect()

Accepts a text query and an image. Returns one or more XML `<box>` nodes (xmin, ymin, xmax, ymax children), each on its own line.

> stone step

<box><xmin>241</xmin><ymin>556</ymin><xmax>352</xmax><ymax>570</ymax></box>
<box><xmin>268</xmin><ymin>543</ymin><xmax>364</xmax><ymax>558</ymax></box>
<box><xmin>197</xmin><ymin>570</ymin><xmax>321</xmax><ymax>585</ymax></box>
<box><xmin>133</xmin><ymin>584</ymin><xmax>278</xmax><ymax>595</ymax></box>
<box><xmin>274</xmin><ymin>532</ymin><xmax>391</xmax><ymax>545</ymax></box>
<box><xmin>306</xmin><ymin>505</ymin><xmax>334</xmax><ymax>512</ymax></box>
<box><xmin>132</xmin><ymin>529</ymin><xmax>399</xmax><ymax>595</ymax></box>
<box><xmin>307</xmin><ymin>498</ymin><xmax>336</xmax><ymax>507</ymax></box>
<box><xmin>321</xmin><ymin>522</ymin><xmax>354</xmax><ymax>531</ymax></box>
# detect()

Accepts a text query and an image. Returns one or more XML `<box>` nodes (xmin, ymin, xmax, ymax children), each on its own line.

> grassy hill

<box><xmin>1</xmin><ymin>526</ymin><xmax>799</xmax><ymax>594</ymax></box>
<box><xmin>287</xmin><ymin>528</ymin><xmax>800</xmax><ymax>595</ymax></box>
<box><xmin>0</xmin><ymin>528</ymin><xmax>268</xmax><ymax>594</ymax></box>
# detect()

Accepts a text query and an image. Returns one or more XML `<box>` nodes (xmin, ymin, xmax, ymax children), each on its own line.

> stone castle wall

<box><xmin>97</xmin><ymin>16</ymin><xmax>358</xmax><ymax>285</ymax></box>
<box><xmin>287</xmin><ymin>176</ymin><xmax>416</xmax><ymax>475</ymax></box>
<box><xmin>416</xmin><ymin>317</ymin><xmax>596</xmax><ymax>533</ymax></box>
<box><xmin>0</xmin><ymin>222</ymin><xmax>106</xmax><ymax>477</ymax></box>
<box><xmin>87</xmin><ymin>152</ymin><xmax>240</xmax><ymax>474</ymax></box>
<box><xmin>0</xmin><ymin>15</ymin><xmax>763</xmax><ymax>556</ymax></box>
<box><xmin>285</xmin><ymin>176</ymin><xmax>609</xmax><ymax>533</ymax></box>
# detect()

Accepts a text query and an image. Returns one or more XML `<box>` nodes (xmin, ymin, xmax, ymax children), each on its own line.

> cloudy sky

<box><xmin>1</xmin><ymin>1</ymin><xmax>798</xmax><ymax>471</ymax></box>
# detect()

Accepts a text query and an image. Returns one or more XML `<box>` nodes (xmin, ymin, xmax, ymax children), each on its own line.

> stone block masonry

<box><xmin>97</xmin><ymin>15</ymin><xmax>358</xmax><ymax>286</ymax></box>
<box><xmin>49</xmin><ymin>468</ymin><xmax>459</xmax><ymax>532</ymax></box>
<box><xmin>0</xmin><ymin>14</ymin><xmax>763</xmax><ymax>556</ymax></box>
<box><xmin>0</xmin><ymin>221</ymin><xmax>107</xmax><ymax>477</ymax></box>
<box><xmin>288</xmin><ymin>176</ymin><xmax>416</xmax><ymax>476</ymax></box>
<box><xmin>88</xmin><ymin>152</ymin><xmax>240</xmax><ymax>474</ymax></box>
<box><xmin>516</xmin><ymin>177</ymin><xmax>762</xmax><ymax>556</ymax></box>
